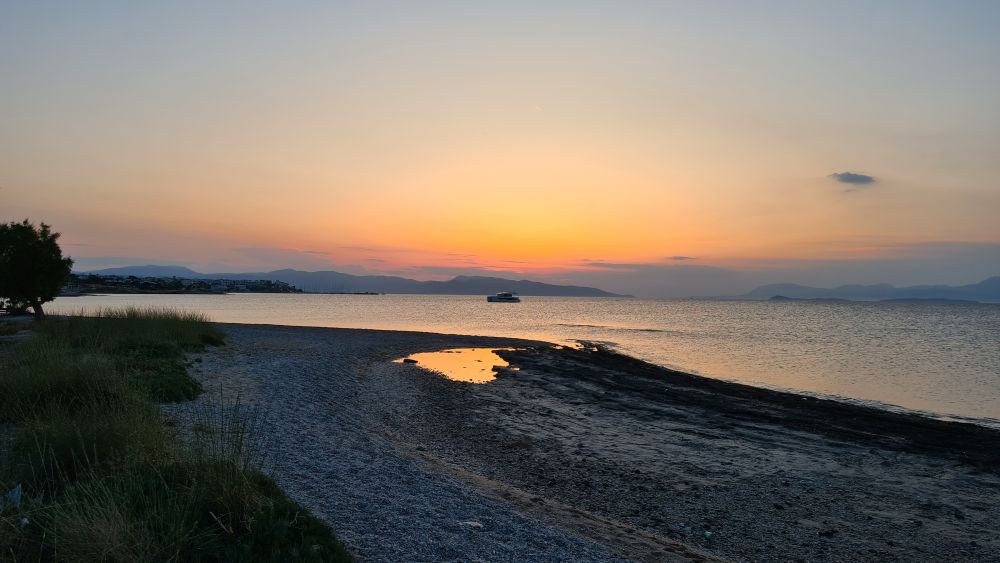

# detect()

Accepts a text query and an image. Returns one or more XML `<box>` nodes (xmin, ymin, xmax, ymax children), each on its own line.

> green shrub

<box><xmin>113</xmin><ymin>341</ymin><xmax>203</xmax><ymax>402</ymax></box>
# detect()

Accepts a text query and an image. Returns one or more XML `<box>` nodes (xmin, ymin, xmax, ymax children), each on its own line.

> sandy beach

<box><xmin>164</xmin><ymin>323</ymin><xmax>1000</xmax><ymax>562</ymax></box>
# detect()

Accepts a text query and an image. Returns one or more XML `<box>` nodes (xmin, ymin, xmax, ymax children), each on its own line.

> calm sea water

<box><xmin>49</xmin><ymin>294</ymin><xmax>1000</xmax><ymax>426</ymax></box>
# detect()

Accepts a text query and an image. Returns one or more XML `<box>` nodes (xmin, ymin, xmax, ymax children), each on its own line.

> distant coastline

<box><xmin>719</xmin><ymin>275</ymin><xmax>1000</xmax><ymax>303</ymax></box>
<box><xmin>61</xmin><ymin>273</ymin><xmax>303</xmax><ymax>296</ymax></box>
<box><xmin>78</xmin><ymin>265</ymin><xmax>625</xmax><ymax>297</ymax></box>
<box><xmin>767</xmin><ymin>295</ymin><xmax>984</xmax><ymax>304</ymax></box>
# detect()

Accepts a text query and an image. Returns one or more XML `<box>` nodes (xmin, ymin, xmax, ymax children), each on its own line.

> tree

<box><xmin>0</xmin><ymin>220</ymin><xmax>74</xmax><ymax>318</ymax></box>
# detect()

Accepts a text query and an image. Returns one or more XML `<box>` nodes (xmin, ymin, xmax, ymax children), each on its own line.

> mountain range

<box><xmin>737</xmin><ymin>276</ymin><xmax>1000</xmax><ymax>302</ymax></box>
<box><xmin>79</xmin><ymin>265</ymin><xmax>1000</xmax><ymax>301</ymax></box>
<box><xmin>81</xmin><ymin>265</ymin><xmax>623</xmax><ymax>297</ymax></box>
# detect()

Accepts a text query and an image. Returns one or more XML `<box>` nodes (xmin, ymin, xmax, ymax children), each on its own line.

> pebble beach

<box><xmin>163</xmin><ymin>323</ymin><xmax>1000</xmax><ymax>562</ymax></box>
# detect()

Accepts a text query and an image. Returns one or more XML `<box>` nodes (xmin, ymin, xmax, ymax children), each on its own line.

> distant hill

<box><xmin>739</xmin><ymin>276</ymin><xmax>1000</xmax><ymax>302</ymax></box>
<box><xmin>88</xmin><ymin>265</ymin><xmax>206</xmax><ymax>278</ymax></box>
<box><xmin>81</xmin><ymin>267</ymin><xmax>623</xmax><ymax>297</ymax></box>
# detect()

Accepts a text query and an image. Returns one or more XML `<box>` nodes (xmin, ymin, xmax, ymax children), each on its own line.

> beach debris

<box><xmin>459</xmin><ymin>521</ymin><xmax>484</xmax><ymax>528</ymax></box>
<box><xmin>0</xmin><ymin>484</ymin><xmax>22</xmax><ymax>511</ymax></box>
<box><xmin>703</xmin><ymin>531</ymin><xmax>717</xmax><ymax>543</ymax></box>
<box><xmin>402</xmin><ymin>358</ymin><xmax>418</xmax><ymax>364</ymax></box>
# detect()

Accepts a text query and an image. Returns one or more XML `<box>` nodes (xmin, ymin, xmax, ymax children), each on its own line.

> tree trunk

<box><xmin>31</xmin><ymin>300</ymin><xmax>45</xmax><ymax>319</ymax></box>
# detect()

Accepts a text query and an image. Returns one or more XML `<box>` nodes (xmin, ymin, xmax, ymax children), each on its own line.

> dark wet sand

<box><xmin>181</xmin><ymin>324</ymin><xmax>1000</xmax><ymax>562</ymax></box>
<box><xmin>378</xmin><ymin>340</ymin><xmax>1000</xmax><ymax>561</ymax></box>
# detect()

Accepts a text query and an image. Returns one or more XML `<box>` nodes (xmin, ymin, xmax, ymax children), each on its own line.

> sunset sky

<box><xmin>3</xmin><ymin>2</ymin><xmax>999</xmax><ymax>296</ymax></box>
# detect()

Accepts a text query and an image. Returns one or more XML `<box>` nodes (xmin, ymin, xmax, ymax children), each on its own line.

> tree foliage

<box><xmin>0</xmin><ymin>219</ymin><xmax>74</xmax><ymax>317</ymax></box>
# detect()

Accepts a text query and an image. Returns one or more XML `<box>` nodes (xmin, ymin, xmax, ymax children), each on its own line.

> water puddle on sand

<box><xmin>394</xmin><ymin>348</ymin><xmax>520</xmax><ymax>383</ymax></box>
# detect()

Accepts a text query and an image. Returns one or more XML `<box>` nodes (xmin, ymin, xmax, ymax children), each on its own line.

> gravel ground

<box><xmin>162</xmin><ymin>323</ymin><xmax>1000</xmax><ymax>562</ymax></box>
<box><xmin>383</xmin><ymin>344</ymin><xmax>1000</xmax><ymax>563</ymax></box>
<box><xmin>162</xmin><ymin>323</ymin><xmax>632</xmax><ymax>563</ymax></box>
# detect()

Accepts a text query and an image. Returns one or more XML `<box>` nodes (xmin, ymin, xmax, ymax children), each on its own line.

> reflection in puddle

<box><xmin>394</xmin><ymin>348</ymin><xmax>521</xmax><ymax>383</ymax></box>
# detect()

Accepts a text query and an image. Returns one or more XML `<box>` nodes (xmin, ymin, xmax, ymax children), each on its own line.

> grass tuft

<box><xmin>0</xmin><ymin>308</ymin><xmax>350</xmax><ymax>562</ymax></box>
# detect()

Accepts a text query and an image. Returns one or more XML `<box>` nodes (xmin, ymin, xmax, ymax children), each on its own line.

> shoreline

<box><xmin>220</xmin><ymin>320</ymin><xmax>1000</xmax><ymax>432</ymax></box>
<box><xmin>42</xmin><ymin>297</ymin><xmax>1000</xmax><ymax>427</ymax></box>
<box><xmin>167</xmin><ymin>322</ymin><xmax>1000</xmax><ymax>561</ymax></box>
<box><xmin>539</xmin><ymin>341</ymin><xmax>1000</xmax><ymax>467</ymax></box>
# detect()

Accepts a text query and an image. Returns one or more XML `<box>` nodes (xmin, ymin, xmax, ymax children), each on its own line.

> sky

<box><xmin>2</xmin><ymin>1</ymin><xmax>999</xmax><ymax>296</ymax></box>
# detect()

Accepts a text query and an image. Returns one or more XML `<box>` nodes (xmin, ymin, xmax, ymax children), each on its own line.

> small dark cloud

<box><xmin>395</xmin><ymin>265</ymin><xmax>522</xmax><ymax>277</ymax></box>
<box><xmin>829</xmin><ymin>171</ymin><xmax>876</xmax><ymax>186</ymax></box>
<box><xmin>667</xmin><ymin>256</ymin><xmax>696</xmax><ymax>261</ymax></box>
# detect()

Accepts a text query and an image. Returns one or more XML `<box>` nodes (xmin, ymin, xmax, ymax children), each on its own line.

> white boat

<box><xmin>487</xmin><ymin>292</ymin><xmax>521</xmax><ymax>303</ymax></box>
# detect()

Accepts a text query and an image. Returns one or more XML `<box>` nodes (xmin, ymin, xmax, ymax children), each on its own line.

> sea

<box><xmin>48</xmin><ymin>294</ymin><xmax>1000</xmax><ymax>428</ymax></box>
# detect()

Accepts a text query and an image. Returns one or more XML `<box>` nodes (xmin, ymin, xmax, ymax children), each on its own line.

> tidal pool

<box><xmin>394</xmin><ymin>348</ymin><xmax>520</xmax><ymax>383</ymax></box>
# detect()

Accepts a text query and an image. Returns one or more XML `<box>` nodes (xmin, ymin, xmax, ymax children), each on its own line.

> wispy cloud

<box><xmin>575</xmin><ymin>261</ymin><xmax>644</xmax><ymax>272</ymax></box>
<box><xmin>578</xmin><ymin>257</ymin><xmax>697</xmax><ymax>270</ymax></box>
<box><xmin>229</xmin><ymin>246</ymin><xmax>337</xmax><ymax>270</ymax></box>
